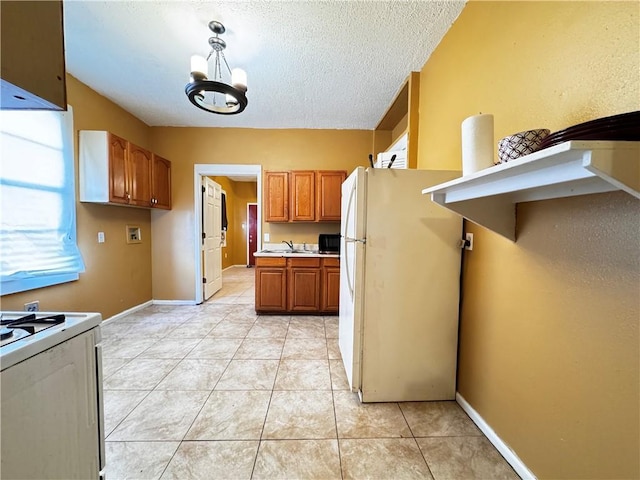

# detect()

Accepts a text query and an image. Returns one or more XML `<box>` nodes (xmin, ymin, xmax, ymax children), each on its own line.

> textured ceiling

<box><xmin>63</xmin><ymin>1</ymin><xmax>465</xmax><ymax>129</ymax></box>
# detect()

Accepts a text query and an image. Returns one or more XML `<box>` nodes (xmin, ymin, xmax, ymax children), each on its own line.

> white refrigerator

<box><xmin>339</xmin><ymin>167</ymin><xmax>462</xmax><ymax>403</ymax></box>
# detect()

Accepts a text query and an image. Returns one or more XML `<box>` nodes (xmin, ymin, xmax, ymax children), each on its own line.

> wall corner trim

<box><xmin>456</xmin><ymin>392</ymin><xmax>537</xmax><ymax>480</ymax></box>
<box><xmin>102</xmin><ymin>300</ymin><xmax>153</xmax><ymax>324</ymax></box>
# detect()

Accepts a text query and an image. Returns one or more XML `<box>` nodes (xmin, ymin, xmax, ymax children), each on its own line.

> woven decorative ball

<box><xmin>497</xmin><ymin>129</ymin><xmax>550</xmax><ymax>164</ymax></box>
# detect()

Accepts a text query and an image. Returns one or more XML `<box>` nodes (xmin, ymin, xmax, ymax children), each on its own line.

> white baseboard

<box><xmin>152</xmin><ymin>299</ymin><xmax>198</xmax><ymax>306</ymax></box>
<box><xmin>102</xmin><ymin>300</ymin><xmax>153</xmax><ymax>324</ymax></box>
<box><xmin>456</xmin><ymin>392</ymin><xmax>536</xmax><ymax>480</ymax></box>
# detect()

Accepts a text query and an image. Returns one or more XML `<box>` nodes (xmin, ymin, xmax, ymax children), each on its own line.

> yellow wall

<box><xmin>1</xmin><ymin>75</ymin><xmax>153</xmax><ymax>319</ymax></box>
<box><xmin>211</xmin><ymin>177</ymin><xmax>257</xmax><ymax>268</ymax></box>
<box><xmin>417</xmin><ymin>2</ymin><xmax>639</xmax><ymax>479</ymax></box>
<box><xmin>149</xmin><ymin>127</ymin><xmax>370</xmax><ymax>301</ymax></box>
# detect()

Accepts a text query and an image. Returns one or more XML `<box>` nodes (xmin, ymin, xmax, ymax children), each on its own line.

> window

<box><xmin>0</xmin><ymin>106</ymin><xmax>85</xmax><ymax>295</ymax></box>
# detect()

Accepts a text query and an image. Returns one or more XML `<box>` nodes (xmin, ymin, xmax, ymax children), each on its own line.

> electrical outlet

<box><xmin>465</xmin><ymin>233</ymin><xmax>474</xmax><ymax>251</ymax></box>
<box><xmin>24</xmin><ymin>300</ymin><xmax>39</xmax><ymax>312</ymax></box>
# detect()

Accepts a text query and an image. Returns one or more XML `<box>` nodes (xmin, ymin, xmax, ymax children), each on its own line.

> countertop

<box><xmin>254</xmin><ymin>250</ymin><xmax>339</xmax><ymax>258</ymax></box>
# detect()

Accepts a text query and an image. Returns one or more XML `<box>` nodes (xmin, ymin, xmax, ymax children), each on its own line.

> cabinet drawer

<box><xmin>321</xmin><ymin>257</ymin><xmax>340</xmax><ymax>268</ymax></box>
<box><xmin>287</xmin><ymin>257</ymin><xmax>321</xmax><ymax>268</ymax></box>
<box><xmin>256</xmin><ymin>257</ymin><xmax>287</xmax><ymax>267</ymax></box>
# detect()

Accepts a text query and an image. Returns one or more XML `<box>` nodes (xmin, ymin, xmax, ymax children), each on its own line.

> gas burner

<box><xmin>0</xmin><ymin>327</ymin><xmax>14</xmax><ymax>340</ymax></box>
<box><xmin>0</xmin><ymin>313</ymin><xmax>66</xmax><ymax>348</ymax></box>
<box><xmin>0</xmin><ymin>326</ymin><xmax>30</xmax><ymax>347</ymax></box>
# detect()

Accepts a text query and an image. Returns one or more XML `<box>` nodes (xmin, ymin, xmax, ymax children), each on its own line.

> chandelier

<box><xmin>185</xmin><ymin>21</ymin><xmax>248</xmax><ymax>115</ymax></box>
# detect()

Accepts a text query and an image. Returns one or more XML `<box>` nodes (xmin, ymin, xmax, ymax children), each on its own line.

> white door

<box><xmin>203</xmin><ymin>177</ymin><xmax>222</xmax><ymax>300</ymax></box>
<box><xmin>338</xmin><ymin>167</ymin><xmax>366</xmax><ymax>393</ymax></box>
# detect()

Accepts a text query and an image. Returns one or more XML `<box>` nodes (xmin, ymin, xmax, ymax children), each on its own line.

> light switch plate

<box><xmin>97</xmin><ymin>232</ymin><xmax>105</xmax><ymax>243</ymax></box>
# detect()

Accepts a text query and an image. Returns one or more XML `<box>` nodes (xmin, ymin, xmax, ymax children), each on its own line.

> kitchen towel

<box><xmin>461</xmin><ymin>113</ymin><xmax>495</xmax><ymax>175</ymax></box>
<box><xmin>221</xmin><ymin>192</ymin><xmax>228</xmax><ymax>231</ymax></box>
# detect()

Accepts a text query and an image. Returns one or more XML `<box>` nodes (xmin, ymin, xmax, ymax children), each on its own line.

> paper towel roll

<box><xmin>461</xmin><ymin>114</ymin><xmax>494</xmax><ymax>175</ymax></box>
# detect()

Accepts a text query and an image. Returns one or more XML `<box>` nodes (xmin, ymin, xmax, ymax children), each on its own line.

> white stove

<box><xmin>0</xmin><ymin>311</ymin><xmax>102</xmax><ymax>370</ymax></box>
<box><xmin>0</xmin><ymin>310</ymin><xmax>105</xmax><ymax>479</ymax></box>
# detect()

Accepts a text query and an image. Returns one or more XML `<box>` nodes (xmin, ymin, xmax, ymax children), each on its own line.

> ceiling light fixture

<box><xmin>185</xmin><ymin>21</ymin><xmax>248</xmax><ymax>115</ymax></box>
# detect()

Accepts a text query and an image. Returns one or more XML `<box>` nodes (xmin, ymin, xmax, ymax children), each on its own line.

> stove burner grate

<box><xmin>0</xmin><ymin>327</ymin><xmax>14</xmax><ymax>340</ymax></box>
<box><xmin>0</xmin><ymin>314</ymin><xmax>67</xmax><ymax>345</ymax></box>
<box><xmin>0</xmin><ymin>313</ymin><xmax>66</xmax><ymax>327</ymax></box>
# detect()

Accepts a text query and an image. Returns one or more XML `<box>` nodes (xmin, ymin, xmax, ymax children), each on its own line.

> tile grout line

<box><xmin>107</xmin><ymin>300</ymin><xmax>243</xmax><ymax>479</ymax></box>
<box><xmin>103</xmin><ymin>311</ymin><xmax>210</xmax><ymax>441</ymax></box>
<box><xmin>398</xmin><ymin>404</ymin><xmax>437</xmax><ymax>479</ymax></box>
<box><xmin>248</xmin><ymin>314</ymin><xmax>290</xmax><ymax>480</ymax></box>
<box><xmin>155</xmin><ymin>298</ymin><xmax>252</xmax><ymax>479</ymax></box>
<box><xmin>328</xmin><ymin>331</ymin><xmax>345</xmax><ymax>480</ymax></box>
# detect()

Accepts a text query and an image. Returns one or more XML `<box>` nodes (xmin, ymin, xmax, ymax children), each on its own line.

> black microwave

<box><xmin>319</xmin><ymin>233</ymin><xmax>341</xmax><ymax>254</ymax></box>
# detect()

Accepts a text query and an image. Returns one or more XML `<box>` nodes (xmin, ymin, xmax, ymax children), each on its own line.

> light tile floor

<box><xmin>102</xmin><ymin>266</ymin><xmax>520</xmax><ymax>480</ymax></box>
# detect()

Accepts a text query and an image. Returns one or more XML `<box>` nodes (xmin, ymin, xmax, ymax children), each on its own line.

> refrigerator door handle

<box><xmin>344</xmin><ymin>236</ymin><xmax>354</xmax><ymax>299</ymax></box>
<box><xmin>343</xmin><ymin>236</ymin><xmax>366</xmax><ymax>244</ymax></box>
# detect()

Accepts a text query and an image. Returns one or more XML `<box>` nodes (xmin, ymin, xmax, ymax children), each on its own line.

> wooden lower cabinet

<box><xmin>321</xmin><ymin>258</ymin><xmax>340</xmax><ymax>313</ymax></box>
<box><xmin>255</xmin><ymin>256</ymin><xmax>339</xmax><ymax>314</ymax></box>
<box><xmin>288</xmin><ymin>258</ymin><xmax>321</xmax><ymax>312</ymax></box>
<box><xmin>255</xmin><ymin>258</ymin><xmax>287</xmax><ymax>312</ymax></box>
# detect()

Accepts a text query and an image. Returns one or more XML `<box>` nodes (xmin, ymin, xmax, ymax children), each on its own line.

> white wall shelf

<box><xmin>422</xmin><ymin>141</ymin><xmax>640</xmax><ymax>241</ymax></box>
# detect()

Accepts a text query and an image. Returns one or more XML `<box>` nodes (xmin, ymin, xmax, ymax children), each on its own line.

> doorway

<box><xmin>247</xmin><ymin>203</ymin><xmax>258</xmax><ymax>266</ymax></box>
<box><xmin>193</xmin><ymin>164</ymin><xmax>262</xmax><ymax>304</ymax></box>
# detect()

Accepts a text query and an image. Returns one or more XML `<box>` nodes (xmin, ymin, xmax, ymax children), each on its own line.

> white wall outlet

<box><xmin>264</xmin><ymin>233</ymin><xmax>270</xmax><ymax>242</ymax></box>
<box><xmin>24</xmin><ymin>300</ymin><xmax>39</xmax><ymax>312</ymax></box>
<box><xmin>126</xmin><ymin>225</ymin><xmax>141</xmax><ymax>244</ymax></box>
<box><xmin>97</xmin><ymin>231</ymin><xmax>105</xmax><ymax>243</ymax></box>
<box><xmin>465</xmin><ymin>233</ymin><xmax>474</xmax><ymax>251</ymax></box>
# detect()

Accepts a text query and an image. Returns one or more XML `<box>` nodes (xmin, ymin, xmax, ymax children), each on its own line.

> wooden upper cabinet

<box><xmin>79</xmin><ymin>130</ymin><xmax>171</xmax><ymax>209</ymax></box>
<box><xmin>128</xmin><ymin>144</ymin><xmax>152</xmax><ymax>207</ymax></box>
<box><xmin>290</xmin><ymin>171</ymin><xmax>315</xmax><ymax>221</ymax></box>
<box><xmin>264</xmin><ymin>169</ymin><xmax>346</xmax><ymax>223</ymax></box>
<box><xmin>264</xmin><ymin>171</ymin><xmax>289</xmax><ymax>222</ymax></box>
<box><xmin>108</xmin><ymin>133</ymin><xmax>129</xmax><ymax>205</ymax></box>
<box><xmin>316</xmin><ymin>170</ymin><xmax>347</xmax><ymax>222</ymax></box>
<box><xmin>152</xmin><ymin>154</ymin><xmax>172</xmax><ymax>210</ymax></box>
<box><xmin>0</xmin><ymin>1</ymin><xmax>66</xmax><ymax>110</ymax></box>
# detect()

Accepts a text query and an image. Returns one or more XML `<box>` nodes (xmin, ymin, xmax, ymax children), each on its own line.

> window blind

<box><xmin>0</xmin><ymin>106</ymin><xmax>85</xmax><ymax>295</ymax></box>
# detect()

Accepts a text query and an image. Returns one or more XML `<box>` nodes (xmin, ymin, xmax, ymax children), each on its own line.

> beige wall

<box><xmin>416</xmin><ymin>2</ymin><xmax>639</xmax><ymax>479</ymax></box>
<box><xmin>1</xmin><ymin>75</ymin><xmax>153</xmax><ymax>319</ymax></box>
<box><xmin>211</xmin><ymin>177</ymin><xmax>257</xmax><ymax>268</ymax></box>
<box><xmin>149</xmin><ymin>127</ymin><xmax>370</xmax><ymax>301</ymax></box>
<box><xmin>1</xmin><ymin>76</ymin><xmax>369</xmax><ymax>309</ymax></box>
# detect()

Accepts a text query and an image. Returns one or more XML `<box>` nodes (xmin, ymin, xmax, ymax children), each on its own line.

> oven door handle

<box><xmin>95</xmin><ymin>343</ymin><xmax>106</xmax><ymax>473</ymax></box>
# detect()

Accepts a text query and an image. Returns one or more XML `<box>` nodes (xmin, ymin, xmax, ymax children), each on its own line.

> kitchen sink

<box><xmin>260</xmin><ymin>249</ymin><xmax>317</xmax><ymax>254</ymax></box>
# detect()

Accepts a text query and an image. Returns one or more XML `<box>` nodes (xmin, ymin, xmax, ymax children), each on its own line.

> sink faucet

<box><xmin>282</xmin><ymin>240</ymin><xmax>294</xmax><ymax>251</ymax></box>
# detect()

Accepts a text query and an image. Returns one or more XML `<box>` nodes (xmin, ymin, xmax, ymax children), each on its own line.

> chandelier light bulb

<box><xmin>231</xmin><ymin>68</ymin><xmax>247</xmax><ymax>91</ymax></box>
<box><xmin>226</xmin><ymin>94</ymin><xmax>239</xmax><ymax>107</ymax></box>
<box><xmin>190</xmin><ymin>55</ymin><xmax>208</xmax><ymax>81</ymax></box>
